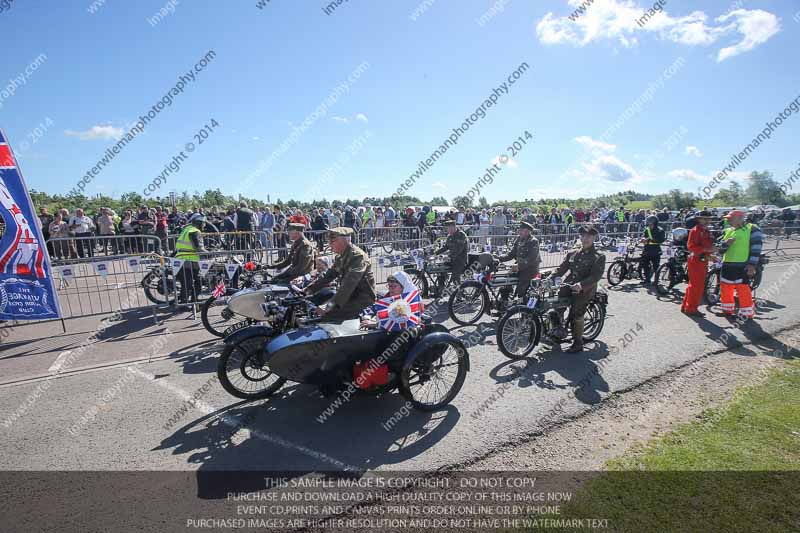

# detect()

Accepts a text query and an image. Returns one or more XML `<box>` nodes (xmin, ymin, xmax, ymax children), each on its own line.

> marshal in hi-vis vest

<box><xmin>175</xmin><ymin>225</ymin><xmax>200</xmax><ymax>261</ymax></box>
<box><xmin>722</xmin><ymin>223</ymin><xmax>752</xmax><ymax>264</ymax></box>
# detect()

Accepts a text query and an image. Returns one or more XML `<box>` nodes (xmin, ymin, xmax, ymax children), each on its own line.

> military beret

<box><xmin>287</xmin><ymin>223</ymin><xmax>305</xmax><ymax>231</ymax></box>
<box><xmin>327</xmin><ymin>226</ymin><xmax>354</xmax><ymax>238</ymax></box>
<box><xmin>519</xmin><ymin>221</ymin><xmax>534</xmax><ymax>231</ymax></box>
<box><xmin>578</xmin><ymin>225</ymin><xmax>599</xmax><ymax>236</ymax></box>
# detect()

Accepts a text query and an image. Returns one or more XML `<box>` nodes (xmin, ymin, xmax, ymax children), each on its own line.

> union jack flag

<box><xmin>212</xmin><ymin>281</ymin><xmax>226</xmax><ymax>298</ymax></box>
<box><xmin>374</xmin><ymin>290</ymin><xmax>423</xmax><ymax>332</ymax></box>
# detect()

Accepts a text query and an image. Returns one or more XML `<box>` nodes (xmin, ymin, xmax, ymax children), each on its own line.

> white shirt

<box><xmin>69</xmin><ymin>215</ymin><xmax>94</xmax><ymax>233</ymax></box>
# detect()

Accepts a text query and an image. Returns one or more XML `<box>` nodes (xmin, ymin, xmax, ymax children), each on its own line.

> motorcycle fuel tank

<box><xmin>227</xmin><ymin>285</ymin><xmax>290</xmax><ymax>321</ymax></box>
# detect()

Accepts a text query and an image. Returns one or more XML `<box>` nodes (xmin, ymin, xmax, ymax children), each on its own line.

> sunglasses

<box><xmin>387</xmin><ymin>278</ymin><xmax>400</xmax><ymax>284</ymax></box>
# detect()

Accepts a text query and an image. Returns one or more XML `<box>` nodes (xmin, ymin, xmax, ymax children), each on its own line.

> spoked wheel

<box><xmin>448</xmin><ymin>283</ymin><xmax>488</xmax><ymax>325</ymax></box>
<box><xmin>201</xmin><ymin>294</ymin><xmax>242</xmax><ymax>337</ymax></box>
<box><xmin>705</xmin><ymin>269</ymin><xmax>721</xmax><ymax>306</ymax></box>
<box><xmin>217</xmin><ymin>335</ymin><xmax>286</xmax><ymax>400</ymax></box>
<box><xmin>141</xmin><ymin>269</ymin><xmax>177</xmax><ymax>304</ymax></box>
<box><xmin>655</xmin><ymin>264</ymin><xmax>675</xmax><ymax>295</ymax></box>
<box><xmin>606</xmin><ymin>261</ymin><xmax>626</xmax><ymax>286</ymax></box>
<box><xmin>582</xmin><ymin>301</ymin><xmax>606</xmax><ymax>341</ymax></box>
<box><xmin>400</xmin><ymin>339</ymin><xmax>468</xmax><ymax>411</ymax></box>
<box><xmin>496</xmin><ymin>307</ymin><xmax>541</xmax><ymax>359</ymax></box>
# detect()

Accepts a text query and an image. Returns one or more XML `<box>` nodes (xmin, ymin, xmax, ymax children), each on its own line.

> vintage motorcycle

<box><xmin>704</xmin><ymin>253</ymin><xmax>768</xmax><ymax>306</ymax></box>
<box><xmin>402</xmin><ymin>246</ymin><xmax>457</xmax><ymax>299</ymax></box>
<box><xmin>606</xmin><ymin>239</ymin><xmax>645</xmax><ymax>286</ymax></box>
<box><xmin>216</xmin><ymin>286</ymin><xmax>470</xmax><ymax>412</ymax></box>
<box><xmin>200</xmin><ymin>263</ymin><xmax>285</xmax><ymax>337</ymax></box>
<box><xmin>447</xmin><ymin>253</ymin><xmax>518</xmax><ymax>326</ymax></box>
<box><xmin>654</xmin><ymin>229</ymin><xmax>692</xmax><ymax>296</ymax></box>
<box><xmin>140</xmin><ymin>257</ymin><xmax>232</xmax><ymax>305</ymax></box>
<box><xmin>495</xmin><ymin>275</ymin><xmax>608</xmax><ymax>359</ymax></box>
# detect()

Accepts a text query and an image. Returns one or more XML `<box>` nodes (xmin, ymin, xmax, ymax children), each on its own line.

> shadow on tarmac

<box><xmin>155</xmin><ymin>385</ymin><xmax>459</xmax><ymax>499</ymax></box>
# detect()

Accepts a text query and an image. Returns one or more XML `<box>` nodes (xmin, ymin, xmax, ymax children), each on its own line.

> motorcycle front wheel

<box><xmin>201</xmin><ymin>294</ymin><xmax>246</xmax><ymax>338</ymax></box>
<box><xmin>141</xmin><ymin>269</ymin><xmax>176</xmax><ymax>305</ymax></box>
<box><xmin>654</xmin><ymin>264</ymin><xmax>675</xmax><ymax>295</ymax></box>
<box><xmin>400</xmin><ymin>338</ymin><xmax>468</xmax><ymax>411</ymax></box>
<box><xmin>496</xmin><ymin>307</ymin><xmax>541</xmax><ymax>359</ymax></box>
<box><xmin>217</xmin><ymin>335</ymin><xmax>286</xmax><ymax>400</ymax></box>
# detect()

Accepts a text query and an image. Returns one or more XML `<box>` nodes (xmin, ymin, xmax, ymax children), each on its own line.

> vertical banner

<box><xmin>0</xmin><ymin>130</ymin><xmax>62</xmax><ymax>320</ymax></box>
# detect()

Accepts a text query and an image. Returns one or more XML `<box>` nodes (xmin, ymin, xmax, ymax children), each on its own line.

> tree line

<box><xmin>27</xmin><ymin>171</ymin><xmax>798</xmax><ymax>216</ymax></box>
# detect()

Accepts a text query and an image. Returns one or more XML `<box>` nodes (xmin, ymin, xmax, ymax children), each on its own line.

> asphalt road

<box><xmin>1</xmin><ymin>255</ymin><xmax>798</xmax><ymax>476</ymax></box>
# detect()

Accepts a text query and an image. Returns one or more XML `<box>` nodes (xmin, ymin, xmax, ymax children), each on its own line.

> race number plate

<box><xmin>527</xmin><ymin>297</ymin><xmax>538</xmax><ymax>309</ymax></box>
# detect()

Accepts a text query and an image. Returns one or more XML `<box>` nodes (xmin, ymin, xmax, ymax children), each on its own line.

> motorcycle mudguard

<box><xmin>223</xmin><ymin>325</ymin><xmax>275</xmax><ymax>346</ymax></box>
<box><xmin>402</xmin><ymin>332</ymin><xmax>470</xmax><ymax>377</ymax></box>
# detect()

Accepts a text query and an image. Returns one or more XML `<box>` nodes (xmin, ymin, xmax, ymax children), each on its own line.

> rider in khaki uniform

<box><xmin>546</xmin><ymin>225</ymin><xmax>605</xmax><ymax>352</ymax></box>
<box><xmin>498</xmin><ymin>221</ymin><xmax>541</xmax><ymax>297</ymax></box>
<box><xmin>306</xmin><ymin>227</ymin><xmax>376</xmax><ymax>322</ymax></box>
<box><xmin>269</xmin><ymin>223</ymin><xmax>315</xmax><ymax>283</ymax></box>
<box><xmin>435</xmin><ymin>220</ymin><xmax>469</xmax><ymax>283</ymax></box>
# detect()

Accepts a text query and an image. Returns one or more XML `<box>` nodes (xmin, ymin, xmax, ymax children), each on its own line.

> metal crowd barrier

<box><xmin>49</xmin><ymin>252</ymin><xmax>165</xmax><ymax>321</ymax></box>
<box><xmin>17</xmin><ymin>222</ymin><xmax>795</xmax><ymax>332</ymax></box>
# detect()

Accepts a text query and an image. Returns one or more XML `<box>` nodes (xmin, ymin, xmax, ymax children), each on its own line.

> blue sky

<box><xmin>1</xmin><ymin>0</ymin><xmax>798</xmax><ymax>203</ymax></box>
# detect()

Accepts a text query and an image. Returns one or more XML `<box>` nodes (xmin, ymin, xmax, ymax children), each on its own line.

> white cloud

<box><xmin>431</xmin><ymin>181</ymin><xmax>447</xmax><ymax>190</ymax></box>
<box><xmin>331</xmin><ymin>116</ymin><xmax>350</xmax><ymax>124</ymax></box>
<box><xmin>355</xmin><ymin>113</ymin><xmax>368</xmax><ymax>122</ymax></box>
<box><xmin>716</xmin><ymin>10</ymin><xmax>780</xmax><ymax>62</ymax></box>
<box><xmin>536</xmin><ymin>1</ymin><xmax>780</xmax><ymax>62</ymax></box>
<box><xmin>685</xmin><ymin>145</ymin><xmax>703</xmax><ymax>157</ymax></box>
<box><xmin>64</xmin><ymin>125</ymin><xmax>123</xmax><ymax>141</ymax></box>
<box><xmin>668</xmin><ymin>168</ymin><xmax>707</xmax><ymax>181</ymax></box>
<box><xmin>574</xmin><ymin>135</ymin><xmax>616</xmax><ymax>154</ymax></box>
<box><xmin>583</xmin><ymin>154</ymin><xmax>638</xmax><ymax>182</ymax></box>
<box><xmin>252</xmin><ymin>136</ymin><xmax>260</xmax><ymax>141</ymax></box>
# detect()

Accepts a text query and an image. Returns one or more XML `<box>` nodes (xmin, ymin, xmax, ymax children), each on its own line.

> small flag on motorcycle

<box><xmin>212</xmin><ymin>282</ymin><xmax>226</xmax><ymax>298</ymax></box>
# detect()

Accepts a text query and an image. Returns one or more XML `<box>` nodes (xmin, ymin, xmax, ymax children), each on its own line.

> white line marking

<box><xmin>129</xmin><ymin>367</ymin><xmax>360</xmax><ymax>472</ymax></box>
<box><xmin>48</xmin><ymin>351</ymin><xmax>72</xmax><ymax>373</ymax></box>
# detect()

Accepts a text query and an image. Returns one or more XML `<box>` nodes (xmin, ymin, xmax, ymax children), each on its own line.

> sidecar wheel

<box><xmin>217</xmin><ymin>336</ymin><xmax>286</xmax><ymax>400</ymax></box>
<box><xmin>400</xmin><ymin>338</ymin><xmax>468</xmax><ymax>411</ymax></box>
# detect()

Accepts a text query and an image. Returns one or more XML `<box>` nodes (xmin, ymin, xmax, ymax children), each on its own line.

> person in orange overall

<box><xmin>681</xmin><ymin>210</ymin><xmax>714</xmax><ymax>315</ymax></box>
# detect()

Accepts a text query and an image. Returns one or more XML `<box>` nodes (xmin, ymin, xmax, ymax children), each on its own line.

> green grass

<box><xmin>626</xmin><ymin>200</ymin><xmax>654</xmax><ymax>210</ymax></box>
<box><xmin>540</xmin><ymin>360</ymin><xmax>800</xmax><ymax>532</ymax></box>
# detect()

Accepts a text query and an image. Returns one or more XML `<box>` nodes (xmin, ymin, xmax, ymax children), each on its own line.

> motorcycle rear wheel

<box><xmin>606</xmin><ymin>261</ymin><xmax>626</xmax><ymax>286</ymax></box>
<box><xmin>448</xmin><ymin>283</ymin><xmax>488</xmax><ymax>325</ymax></box>
<box><xmin>704</xmin><ymin>269</ymin><xmax>721</xmax><ymax>305</ymax></box>
<box><xmin>217</xmin><ymin>335</ymin><xmax>286</xmax><ymax>400</ymax></box>
<box><xmin>582</xmin><ymin>301</ymin><xmax>606</xmax><ymax>341</ymax></box>
<box><xmin>400</xmin><ymin>339</ymin><xmax>468</xmax><ymax>411</ymax></box>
